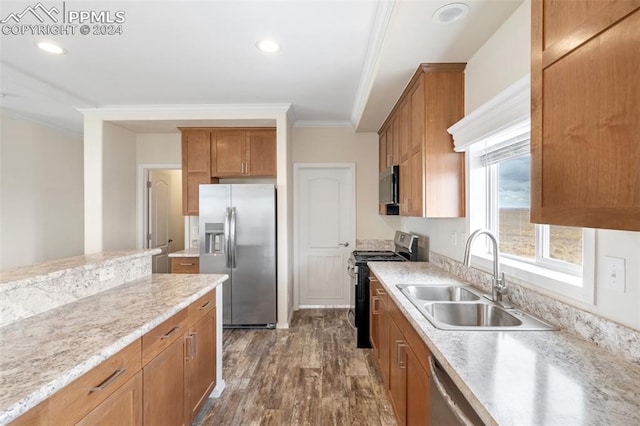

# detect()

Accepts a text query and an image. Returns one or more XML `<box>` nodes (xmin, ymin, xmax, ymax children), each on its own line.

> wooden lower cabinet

<box><xmin>77</xmin><ymin>371</ymin><xmax>142</xmax><ymax>426</ymax></box>
<box><xmin>170</xmin><ymin>257</ymin><xmax>199</xmax><ymax>274</ymax></box>
<box><xmin>370</xmin><ymin>273</ymin><xmax>430</xmax><ymax>426</ymax></box>
<box><xmin>185</xmin><ymin>307</ymin><xmax>217</xmax><ymax>421</ymax></box>
<box><xmin>406</xmin><ymin>347</ymin><xmax>429</xmax><ymax>426</ymax></box>
<box><xmin>388</xmin><ymin>318</ymin><xmax>408</xmax><ymax>425</ymax></box>
<box><xmin>143</xmin><ymin>337</ymin><xmax>186</xmax><ymax>426</ymax></box>
<box><xmin>13</xmin><ymin>290</ymin><xmax>218</xmax><ymax>426</ymax></box>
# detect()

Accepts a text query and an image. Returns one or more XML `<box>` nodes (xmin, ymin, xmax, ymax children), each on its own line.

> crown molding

<box><xmin>350</xmin><ymin>0</ymin><xmax>396</xmax><ymax>129</ymax></box>
<box><xmin>448</xmin><ymin>74</ymin><xmax>530</xmax><ymax>152</ymax></box>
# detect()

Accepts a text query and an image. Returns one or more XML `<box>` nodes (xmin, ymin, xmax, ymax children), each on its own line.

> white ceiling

<box><xmin>0</xmin><ymin>0</ymin><xmax>522</xmax><ymax>134</ymax></box>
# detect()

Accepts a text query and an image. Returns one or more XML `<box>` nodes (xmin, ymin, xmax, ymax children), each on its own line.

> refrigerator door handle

<box><xmin>224</xmin><ymin>207</ymin><xmax>231</xmax><ymax>268</ymax></box>
<box><xmin>230</xmin><ymin>207</ymin><xmax>237</xmax><ymax>268</ymax></box>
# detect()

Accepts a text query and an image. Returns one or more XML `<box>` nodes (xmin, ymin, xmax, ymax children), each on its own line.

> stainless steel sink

<box><xmin>398</xmin><ymin>284</ymin><xmax>557</xmax><ymax>331</ymax></box>
<box><xmin>398</xmin><ymin>284</ymin><xmax>480</xmax><ymax>302</ymax></box>
<box><xmin>424</xmin><ymin>302</ymin><xmax>522</xmax><ymax>327</ymax></box>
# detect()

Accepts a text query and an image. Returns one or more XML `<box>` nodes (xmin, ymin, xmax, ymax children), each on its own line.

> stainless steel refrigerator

<box><xmin>199</xmin><ymin>184</ymin><xmax>277</xmax><ymax>328</ymax></box>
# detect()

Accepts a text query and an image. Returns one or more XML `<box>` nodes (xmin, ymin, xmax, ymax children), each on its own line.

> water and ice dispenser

<box><xmin>204</xmin><ymin>223</ymin><xmax>225</xmax><ymax>254</ymax></box>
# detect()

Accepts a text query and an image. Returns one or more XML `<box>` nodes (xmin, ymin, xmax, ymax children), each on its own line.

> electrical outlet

<box><xmin>604</xmin><ymin>256</ymin><xmax>625</xmax><ymax>293</ymax></box>
<box><xmin>450</xmin><ymin>231</ymin><xmax>457</xmax><ymax>246</ymax></box>
<box><xmin>99</xmin><ymin>267</ymin><xmax>114</xmax><ymax>282</ymax></box>
<box><xmin>192</xmin><ymin>225</ymin><xmax>199</xmax><ymax>235</ymax></box>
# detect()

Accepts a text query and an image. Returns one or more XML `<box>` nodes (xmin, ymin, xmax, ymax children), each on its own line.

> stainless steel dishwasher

<box><xmin>429</xmin><ymin>356</ymin><xmax>485</xmax><ymax>425</ymax></box>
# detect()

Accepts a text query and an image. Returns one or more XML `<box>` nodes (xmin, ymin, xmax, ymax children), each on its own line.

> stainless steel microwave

<box><xmin>379</xmin><ymin>165</ymin><xmax>399</xmax><ymax>205</ymax></box>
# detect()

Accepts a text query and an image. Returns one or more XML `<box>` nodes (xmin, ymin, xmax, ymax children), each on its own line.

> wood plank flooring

<box><xmin>196</xmin><ymin>309</ymin><xmax>397</xmax><ymax>426</ymax></box>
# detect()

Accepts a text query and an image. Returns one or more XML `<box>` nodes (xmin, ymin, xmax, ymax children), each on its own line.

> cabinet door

<box><xmin>181</xmin><ymin>130</ymin><xmax>211</xmax><ymax>216</ymax></box>
<box><xmin>369</xmin><ymin>282</ymin><xmax>381</xmax><ymax>358</ymax></box>
<box><xmin>406</xmin><ymin>151</ymin><xmax>424</xmax><ymax>217</ymax></box>
<box><xmin>409</xmin><ymin>78</ymin><xmax>424</xmax><ymax>156</ymax></box>
<box><xmin>406</xmin><ymin>347</ymin><xmax>428</xmax><ymax>426</ymax></box>
<box><xmin>388</xmin><ymin>318</ymin><xmax>407</xmax><ymax>425</ymax></box>
<box><xmin>185</xmin><ymin>307</ymin><xmax>217</xmax><ymax>423</ymax></box>
<box><xmin>246</xmin><ymin>129</ymin><xmax>276</xmax><ymax>176</ymax></box>
<box><xmin>77</xmin><ymin>372</ymin><xmax>142</xmax><ymax>426</ymax></box>
<box><xmin>388</xmin><ymin>116</ymin><xmax>400</xmax><ymax>167</ymax></box>
<box><xmin>379</xmin><ymin>129</ymin><xmax>388</xmax><ymax>172</ymax></box>
<box><xmin>142</xmin><ymin>336</ymin><xmax>186</xmax><ymax>426</ymax></box>
<box><xmin>531</xmin><ymin>1</ymin><xmax>640</xmax><ymax>230</ymax></box>
<box><xmin>212</xmin><ymin>129</ymin><xmax>246</xmax><ymax>177</ymax></box>
<box><xmin>398</xmin><ymin>99</ymin><xmax>411</xmax><ymax>162</ymax></box>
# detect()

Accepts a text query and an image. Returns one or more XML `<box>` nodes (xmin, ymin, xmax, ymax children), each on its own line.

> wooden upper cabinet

<box><xmin>246</xmin><ymin>129</ymin><xmax>277</xmax><ymax>176</ymax></box>
<box><xmin>379</xmin><ymin>63</ymin><xmax>466</xmax><ymax>218</ymax></box>
<box><xmin>181</xmin><ymin>127</ymin><xmax>276</xmax><ymax>215</ymax></box>
<box><xmin>211</xmin><ymin>129</ymin><xmax>246</xmax><ymax>176</ymax></box>
<box><xmin>181</xmin><ymin>129</ymin><xmax>213</xmax><ymax>216</ymax></box>
<box><xmin>211</xmin><ymin>128</ymin><xmax>276</xmax><ymax>177</ymax></box>
<box><xmin>531</xmin><ymin>0</ymin><xmax>640</xmax><ymax>230</ymax></box>
<box><xmin>379</xmin><ymin>126</ymin><xmax>388</xmax><ymax>172</ymax></box>
<box><xmin>398</xmin><ymin>99</ymin><xmax>412</xmax><ymax>162</ymax></box>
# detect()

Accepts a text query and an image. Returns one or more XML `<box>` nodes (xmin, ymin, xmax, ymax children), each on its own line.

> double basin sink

<box><xmin>398</xmin><ymin>284</ymin><xmax>557</xmax><ymax>331</ymax></box>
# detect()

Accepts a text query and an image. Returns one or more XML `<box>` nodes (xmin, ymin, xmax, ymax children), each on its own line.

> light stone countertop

<box><xmin>0</xmin><ymin>273</ymin><xmax>228</xmax><ymax>424</ymax></box>
<box><xmin>368</xmin><ymin>261</ymin><xmax>640</xmax><ymax>426</ymax></box>
<box><xmin>168</xmin><ymin>248</ymin><xmax>200</xmax><ymax>258</ymax></box>
<box><xmin>0</xmin><ymin>249</ymin><xmax>158</xmax><ymax>287</ymax></box>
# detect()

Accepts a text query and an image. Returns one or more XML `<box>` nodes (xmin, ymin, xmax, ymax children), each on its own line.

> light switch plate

<box><xmin>604</xmin><ymin>256</ymin><xmax>625</xmax><ymax>293</ymax></box>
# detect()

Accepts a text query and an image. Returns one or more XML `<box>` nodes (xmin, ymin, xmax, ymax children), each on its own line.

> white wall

<box><xmin>102</xmin><ymin>122</ymin><xmax>137</xmax><ymax>251</ymax></box>
<box><xmin>400</xmin><ymin>0</ymin><xmax>640</xmax><ymax>331</ymax></box>
<box><xmin>0</xmin><ymin>115</ymin><xmax>84</xmax><ymax>268</ymax></box>
<box><xmin>292</xmin><ymin>127</ymin><xmax>399</xmax><ymax>240</ymax></box>
<box><xmin>136</xmin><ymin>133</ymin><xmax>181</xmax><ymax>164</ymax></box>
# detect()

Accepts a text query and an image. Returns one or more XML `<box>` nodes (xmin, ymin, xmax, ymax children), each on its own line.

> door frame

<box><xmin>293</xmin><ymin>163</ymin><xmax>356</xmax><ymax>310</ymax></box>
<box><xmin>136</xmin><ymin>163</ymin><xmax>182</xmax><ymax>250</ymax></box>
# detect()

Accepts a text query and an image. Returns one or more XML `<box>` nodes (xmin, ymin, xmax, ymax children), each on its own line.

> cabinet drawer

<box><xmin>170</xmin><ymin>257</ymin><xmax>199</xmax><ymax>274</ymax></box>
<box><xmin>49</xmin><ymin>340</ymin><xmax>141</xmax><ymax>425</ymax></box>
<box><xmin>188</xmin><ymin>289</ymin><xmax>216</xmax><ymax>326</ymax></box>
<box><xmin>142</xmin><ymin>309</ymin><xmax>189</xmax><ymax>366</ymax></box>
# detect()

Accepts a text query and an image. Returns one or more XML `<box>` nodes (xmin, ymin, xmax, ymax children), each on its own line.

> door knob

<box><xmin>339</xmin><ymin>242</ymin><xmax>350</xmax><ymax>247</ymax></box>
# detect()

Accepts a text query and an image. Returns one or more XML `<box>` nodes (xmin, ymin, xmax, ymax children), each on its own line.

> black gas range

<box><xmin>348</xmin><ymin>231</ymin><xmax>418</xmax><ymax>348</ymax></box>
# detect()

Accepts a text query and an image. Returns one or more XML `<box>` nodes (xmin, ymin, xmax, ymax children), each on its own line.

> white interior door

<box><xmin>295</xmin><ymin>165</ymin><xmax>355</xmax><ymax>307</ymax></box>
<box><xmin>148</xmin><ymin>170</ymin><xmax>170</xmax><ymax>273</ymax></box>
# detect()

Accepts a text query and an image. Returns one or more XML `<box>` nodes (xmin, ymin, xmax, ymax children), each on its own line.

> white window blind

<box><xmin>480</xmin><ymin>135</ymin><xmax>530</xmax><ymax>167</ymax></box>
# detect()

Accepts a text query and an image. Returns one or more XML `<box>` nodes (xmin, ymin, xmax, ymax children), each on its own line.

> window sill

<box><xmin>470</xmin><ymin>253</ymin><xmax>595</xmax><ymax>305</ymax></box>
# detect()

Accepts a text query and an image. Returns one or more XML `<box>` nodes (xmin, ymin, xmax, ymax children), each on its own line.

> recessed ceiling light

<box><xmin>36</xmin><ymin>41</ymin><xmax>67</xmax><ymax>55</ymax></box>
<box><xmin>256</xmin><ymin>39</ymin><xmax>280</xmax><ymax>53</ymax></box>
<box><xmin>432</xmin><ymin>3</ymin><xmax>469</xmax><ymax>24</ymax></box>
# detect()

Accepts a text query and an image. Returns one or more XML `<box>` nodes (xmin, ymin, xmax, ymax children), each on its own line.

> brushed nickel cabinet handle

<box><xmin>198</xmin><ymin>300</ymin><xmax>212</xmax><ymax>310</ymax></box>
<box><xmin>179</xmin><ymin>262</ymin><xmax>195</xmax><ymax>266</ymax></box>
<box><xmin>398</xmin><ymin>343</ymin><xmax>407</xmax><ymax>369</ymax></box>
<box><xmin>395</xmin><ymin>340</ymin><xmax>403</xmax><ymax>368</ymax></box>
<box><xmin>372</xmin><ymin>296</ymin><xmax>380</xmax><ymax>314</ymax></box>
<box><xmin>90</xmin><ymin>368</ymin><xmax>126</xmax><ymax>393</ymax></box>
<box><xmin>376</xmin><ymin>288</ymin><xmax>386</xmax><ymax>295</ymax></box>
<box><xmin>190</xmin><ymin>331</ymin><xmax>197</xmax><ymax>359</ymax></box>
<box><xmin>160</xmin><ymin>325</ymin><xmax>180</xmax><ymax>340</ymax></box>
<box><xmin>185</xmin><ymin>335</ymin><xmax>193</xmax><ymax>361</ymax></box>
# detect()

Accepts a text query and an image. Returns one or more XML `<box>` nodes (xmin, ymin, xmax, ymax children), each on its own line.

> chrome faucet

<box><xmin>463</xmin><ymin>229</ymin><xmax>509</xmax><ymax>305</ymax></box>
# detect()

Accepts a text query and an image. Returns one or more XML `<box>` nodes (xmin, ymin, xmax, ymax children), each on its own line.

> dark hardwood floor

<box><xmin>196</xmin><ymin>309</ymin><xmax>397</xmax><ymax>426</ymax></box>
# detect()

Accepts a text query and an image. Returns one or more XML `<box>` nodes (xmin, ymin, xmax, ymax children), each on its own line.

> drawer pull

<box><xmin>376</xmin><ymin>288</ymin><xmax>386</xmax><ymax>295</ymax></box>
<box><xmin>372</xmin><ymin>296</ymin><xmax>380</xmax><ymax>314</ymax></box>
<box><xmin>179</xmin><ymin>262</ymin><xmax>195</xmax><ymax>266</ymax></box>
<box><xmin>160</xmin><ymin>325</ymin><xmax>180</xmax><ymax>340</ymax></box>
<box><xmin>90</xmin><ymin>368</ymin><xmax>126</xmax><ymax>393</ymax></box>
<box><xmin>185</xmin><ymin>333</ymin><xmax>197</xmax><ymax>361</ymax></box>
<box><xmin>198</xmin><ymin>300</ymin><xmax>212</xmax><ymax>310</ymax></box>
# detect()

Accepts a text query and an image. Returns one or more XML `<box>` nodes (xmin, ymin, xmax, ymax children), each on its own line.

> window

<box><xmin>484</xmin><ymin>136</ymin><xmax>583</xmax><ymax>275</ymax></box>
<box><xmin>449</xmin><ymin>75</ymin><xmax>594</xmax><ymax>304</ymax></box>
<box><xmin>468</xmin><ymin>132</ymin><xmax>595</xmax><ymax>303</ymax></box>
